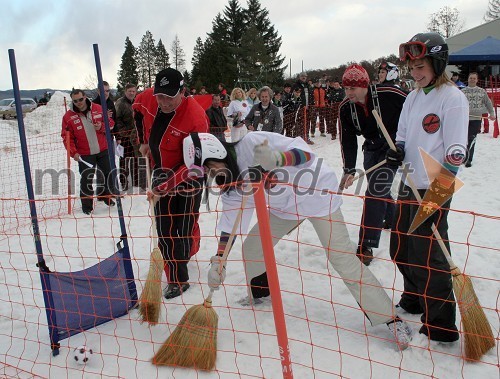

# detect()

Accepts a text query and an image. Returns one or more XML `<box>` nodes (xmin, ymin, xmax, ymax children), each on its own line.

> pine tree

<box><xmin>116</xmin><ymin>37</ymin><xmax>139</xmax><ymax>96</ymax></box>
<box><xmin>206</xmin><ymin>13</ymin><xmax>236</xmax><ymax>89</ymax></box>
<box><xmin>484</xmin><ymin>0</ymin><xmax>500</xmax><ymax>21</ymax></box>
<box><xmin>194</xmin><ymin>0</ymin><xmax>285</xmax><ymax>91</ymax></box>
<box><xmin>170</xmin><ymin>35</ymin><xmax>186</xmax><ymax>72</ymax></box>
<box><xmin>191</xmin><ymin>37</ymin><xmax>205</xmax><ymax>86</ymax></box>
<box><xmin>239</xmin><ymin>23</ymin><xmax>268</xmax><ymax>81</ymax></box>
<box><xmin>183</xmin><ymin>70</ymin><xmax>192</xmax><ymax>87</ymax></box>
<box><xmin>136</xmin><ymin>31</ymin><xmax>157</xmax><ymax>89</ymax></box>
<box><xmin>244</xmin><ymin>0</ymin><xmax>286</xmax><ymax>86</ymax></box>
<box><xmin>155</xmin><ymin>39</ymin><xmax>170</xmax><ymax>73</ymax></box>
<box><xmin>196</xmin><ymin>29</ymin><xmax>229</xmax><ymax>91</ymax></box>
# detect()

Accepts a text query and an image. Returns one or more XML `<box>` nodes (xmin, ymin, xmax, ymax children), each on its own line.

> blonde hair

<box><xmin>246</xmin><ymin>88</ymin><xmax>257</xmax><ymax>97</ymax></box>
<box><xmin>410</xmin><ymin>57</ymin><xmax>453</xmax><ymax>91</ymax></box>
<box><xmin>230</xmin><ymin>87</ymin><xmax>247</xmax><ymax>101</ymax></box>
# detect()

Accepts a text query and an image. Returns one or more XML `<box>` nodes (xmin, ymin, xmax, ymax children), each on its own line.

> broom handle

<box><xmin>221</xmin><ymin>192</ymin><xmax>249</xmax><ymax>263</ymax></box>
<box><xmin>371</xmin><ymin>109</ymin><xmax>459</xmax><ymax>272</ymax></box>
<box><xmin>146</xmin><ymin>159</ymin><xmax>159</xmax><ymax>247</ymax></box>
<box><xmin>352</xmin><ymin>159</ymin><xmax>387</xmax><ymax>182</ymax></box>
<box><xmin>206</xmin><ymin>190</ymin><xmax>250</xmax><ymax>302</ymax></box>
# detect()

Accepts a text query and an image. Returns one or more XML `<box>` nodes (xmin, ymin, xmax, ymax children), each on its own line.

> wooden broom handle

<box><xmin>145</xmin><ymin>158</ymin><xmax>159</xmax><ymax>247</ymax></box>
<box><xmin>206</xmin><ymin>189</ymin><xmax>249</xmax><ymax>302</ymax></box>
<box><xmin>352</xmin><ymin>159</ymin><xmax>387</xmax><ymax>182</ymax></box>
<box><xmin>371</xmin><ymin>109</ymin><xmax>459</xmax><ymax>272</ymax></box>
<box><xmin>220</xmin><ymin>191</ymin><xmax>249</xmax><ymax>264</ymax></box>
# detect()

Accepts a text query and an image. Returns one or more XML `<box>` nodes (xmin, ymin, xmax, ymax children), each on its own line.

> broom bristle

<box><xmin>152</xmin><ymin>299</ymin><xmax>218</xmax><ymax>370</ymax></box>
<box><xmin>138</xmin><ymin>247</ymin><xmax>164</xmax><ymax>325</ymax></box>
<box><xmin>453</xmin><ymin>273</ymin><xmax>495</xmax><ymax>361</ymax></box>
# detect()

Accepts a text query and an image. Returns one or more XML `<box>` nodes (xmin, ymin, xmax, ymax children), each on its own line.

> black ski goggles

<box><xmin>399</xmin><ymin>41</ymin><xmax>427</xmax><ymax>61</ymax></box>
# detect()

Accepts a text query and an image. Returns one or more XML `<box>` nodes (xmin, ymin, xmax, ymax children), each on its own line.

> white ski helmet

<box><xmin>183</xmin><ymin>133</ymin><xmax>227</xmax><ymax>177</ymax></box>
<box><xmin>378</xmin><ymin>62</ymin><xmax>399</xmax><ymax>82</ymax></box>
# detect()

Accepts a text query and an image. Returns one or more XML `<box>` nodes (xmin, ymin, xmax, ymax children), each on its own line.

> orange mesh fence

<box><xmin>0</xmin><ymin>175</ymin><xmax>498</xmax><ymax>378</ymax></box>
<box><xmin>0</xmin><ymin>93</ymin><xmax>71</xmax><ymax>236</ymax></box>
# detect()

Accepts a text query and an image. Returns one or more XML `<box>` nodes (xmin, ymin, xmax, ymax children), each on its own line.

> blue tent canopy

<box><xmin>449</xmin><ymin>36</ymin><xmax>500</xmax><ymax>63</ymax></box>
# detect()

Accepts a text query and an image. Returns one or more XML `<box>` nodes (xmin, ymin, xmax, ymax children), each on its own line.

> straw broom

<box><xmin>152</xmin><ymin>194</ymin><xmax>248</xmax><ymax>370</ymax></box>
<box><xmin>373</xmin><ymin>109</ymin><xmax>495</xmax><ymax>361</ymax></box>
<box><xmin>138</xmin><ymin>160</ymin><xmax>164</xmax><ymax>325</ymax></box>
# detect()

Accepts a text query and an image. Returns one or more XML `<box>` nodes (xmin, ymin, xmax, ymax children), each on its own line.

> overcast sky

<box><xmin>0</xmin><ymin>0</ymin><xmax>490</xmax><ymax>90</ymax></box>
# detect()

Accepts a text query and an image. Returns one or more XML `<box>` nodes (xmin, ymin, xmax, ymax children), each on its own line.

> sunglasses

<box><xmin>399</xmin><ymin>41</ymin><xmax>427</xmax><ymax>61</ymax></box>
<box><xmin>72</xmin><ymin>97</ymin><xmax>85</xmax><ymax>104</ymax></box>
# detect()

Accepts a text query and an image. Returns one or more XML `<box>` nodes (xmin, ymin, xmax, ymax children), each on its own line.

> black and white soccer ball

<box><xmin>73</xmin><ymin>345</ymin><xmax>93</xmax><ymax>365</ymax></box>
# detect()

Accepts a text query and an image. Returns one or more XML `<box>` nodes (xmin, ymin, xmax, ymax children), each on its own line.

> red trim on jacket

<box><xmin>132</xmin><ymin>88</ymin><xmax>158</xmax><ymax>144</ymax></box>
<box><xmin>61</xmin><ymin>101</ymin><xmax>114</xmax><ymax>157</ymax></box>
<box><xmin>133</xmin><ymin>88</ymin><xmax>209</xmax><ymax>195</ymax></box>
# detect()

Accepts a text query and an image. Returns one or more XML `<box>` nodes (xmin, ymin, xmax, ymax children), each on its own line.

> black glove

<box><xmin>386</xmin><ymin>146</ymin><xmax>405</xmax><ymax>168</ymax></box>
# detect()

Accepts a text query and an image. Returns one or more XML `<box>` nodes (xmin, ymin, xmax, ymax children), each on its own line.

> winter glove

<box><xmin>253</xmin><ymin>140</ymin><xmax>281</xmax><ymax>171</ymax></box>
<box><xmin>386</xmin><ymin>146</ymin><xmax>405</xmax><ymax>168</ymax></box>
<box><xmin>207</xmin><ymin>255</ymin><xmax>226</xmax><ymax>290</ymax></box>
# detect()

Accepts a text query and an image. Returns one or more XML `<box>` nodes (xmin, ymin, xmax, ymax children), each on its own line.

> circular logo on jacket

<box><xmin>422</xmin><ymin>113</ymin><xmax>441</xmax><ymax>134</ymax></box>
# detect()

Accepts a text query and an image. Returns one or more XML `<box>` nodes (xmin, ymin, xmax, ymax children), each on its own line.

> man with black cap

<box><xmin>133</xmin><ymin>67</ymin><xmax>209</xmax><ymax>299</ymax></box>
<box><xmin>338</xmin><ymin>64</ymin><xmax>407</xmax><ymax>265</ymax></box>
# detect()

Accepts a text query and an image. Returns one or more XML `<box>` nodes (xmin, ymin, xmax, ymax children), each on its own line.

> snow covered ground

<box><xmin>0</xmin><ymin>101</ymin><xmax>498</xmax><ymax>378</ymax></box>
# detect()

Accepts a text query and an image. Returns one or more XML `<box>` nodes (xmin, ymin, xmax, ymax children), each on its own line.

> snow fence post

<box><xmin>249</xmin><ymin>167</ymin><xmax>293</xmax><ymax>379</ymax></box>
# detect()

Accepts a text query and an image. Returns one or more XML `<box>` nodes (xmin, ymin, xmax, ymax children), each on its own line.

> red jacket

<box><xmin>133</xmin><ymin>88</ymin><xmax>209</xmax><ymax>194</ymax></box>
<box><xmin>61</xmin><ymin>100</ymin><xmax>115</xmax><ymax>157</ymax></box>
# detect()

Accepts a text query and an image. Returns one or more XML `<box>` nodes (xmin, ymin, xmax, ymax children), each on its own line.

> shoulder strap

<box><xmin>349</xmin><ymin>102</ymin><xmax>362</xmax><ymax>132</ymax></box>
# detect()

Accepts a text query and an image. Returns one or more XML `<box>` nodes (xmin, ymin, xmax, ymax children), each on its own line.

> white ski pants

<box><xmin>242</xmin><ymin>208</ymin><xmax>396</xmax><ymax>326</ymax></box>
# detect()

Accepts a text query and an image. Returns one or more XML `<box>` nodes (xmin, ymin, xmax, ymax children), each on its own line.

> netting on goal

<box><xmin>1</xmin><ymin>49</ymin><xmax>498</xmax><ymax>379</ymax></box>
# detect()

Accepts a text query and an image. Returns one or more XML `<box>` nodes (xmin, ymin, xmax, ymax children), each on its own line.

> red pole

<box><xmin>66</xmin><ymin>130</ymin><xmax>71</xmax><ymax>214</ymax></box>
<box><xmin>252</xmin><ymin>179</ymin><xmax>293</xmax><ymax>379</ymax></box>
<box><xmin>64</xmin><ymin>97</ymin><xmax>71</xmax><ymax>214</ymax></box>
<box><xmin>494</xmin><ymin>75</ymin><xmax>499</xmax><ymax>138</ymax></box>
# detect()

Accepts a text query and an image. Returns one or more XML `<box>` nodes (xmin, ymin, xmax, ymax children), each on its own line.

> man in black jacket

<box><xmin>205</xmin><ymin>94</ymin><xmax>227</xmax><ymax>141</ymax></box>
<box><xmin>294</xmin><ymin>73</ymin><xmax>314</xmax><ymax>144</ymax></box>
<box><xmin>92</xmin><ymin>80</ymin><xmax>116</xmax><ymax>123</ymax></box>
<box><xmin>326</xmin><ymin>78</ymin><xmax>345</xmax><ymax>140</ymax></box>
<box><xmin>115</xmin><ymin>83</ymin><xmax>145</xmax><ymax>191</ymax></box>
<box><xmin>338</xmin><ymin>64</ymin><xmax>407</xmax><ymax>265</ymax></box>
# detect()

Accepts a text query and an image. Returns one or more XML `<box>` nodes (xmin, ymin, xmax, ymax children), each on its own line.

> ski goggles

<box><xmin>399</xmin><ymin>41</ymin><xmax>427</xmax><ymax>61</ymax></box>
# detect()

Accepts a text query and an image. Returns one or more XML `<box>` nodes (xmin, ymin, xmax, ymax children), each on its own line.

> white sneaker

<box><xmin>387</xmin><ymin>318</ymin><xmax>413</xmax><ymax>350</ymax></box>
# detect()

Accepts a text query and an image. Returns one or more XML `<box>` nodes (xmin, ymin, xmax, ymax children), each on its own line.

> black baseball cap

<box><xmin>153</xmin><ymin>68</ymin><xmax>184</xmax><ymax>97</ymax></box>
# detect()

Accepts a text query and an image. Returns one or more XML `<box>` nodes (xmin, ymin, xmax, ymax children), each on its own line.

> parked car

<box><xmin>0</xmin><ymin>98</ymin><xmax>38</xmax><ymax>119</ymax></box>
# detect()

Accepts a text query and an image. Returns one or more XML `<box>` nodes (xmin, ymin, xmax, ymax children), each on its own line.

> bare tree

<box><xmin>427</xmin><ymin>6</ymin><xmax>465</xmax><ymax>38</ymax></box>
<box><xmin>170</xmin><ymin>34</ymin><xmax>186</xmax><ymax>72</ymax></box>
<box><xmin>484</xmin><ymin>0</ymin><xmax>500</xmax><ymax>21</ymax></box>
<box><xmin>79</xmin><ymin>74</ymin><xmax>99</xmax><ymax>99</ymax></box>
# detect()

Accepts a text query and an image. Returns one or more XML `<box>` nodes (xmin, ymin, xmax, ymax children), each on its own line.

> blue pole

<box><xmin>8</xmin><ymin>49</ymin><xmax>60</xmax><ymax>356</ymax></box>
<box><xmin>93</xmin><ymin>44</ymin><xmax>137</xmax><ymax>303</ymax></box>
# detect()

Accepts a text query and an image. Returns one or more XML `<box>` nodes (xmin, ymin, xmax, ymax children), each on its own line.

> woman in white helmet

<box><xmin>183</xmin><ymin>131</ymin><xmax>413</xmax><ymax>350</ymax></box>
<box><xmin>378</xmin><ymin>62</ymin><xmax>400</xmax><ymax>85</ymax></box>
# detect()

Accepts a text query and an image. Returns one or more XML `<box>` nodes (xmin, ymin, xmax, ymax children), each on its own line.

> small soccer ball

<box><xmin>73</xmin><ymin>345</ymin><xmax>93</xmax><ymax>365</ymax></box>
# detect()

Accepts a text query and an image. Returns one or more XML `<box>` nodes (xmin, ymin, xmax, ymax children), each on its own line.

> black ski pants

<box><xmin>359</xmin><ymin>142</ymin><xmax>396</xmax><ymax>248</ymax></box>
<box><xmin>390</xmin><ymin>184</ymin><xmax>458</xmax><ymax>342</ymax></box>
<box><xmin>154</xmin><ymin>180</ymin><xmax>203</xmax><ymax>283</ymax></box>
